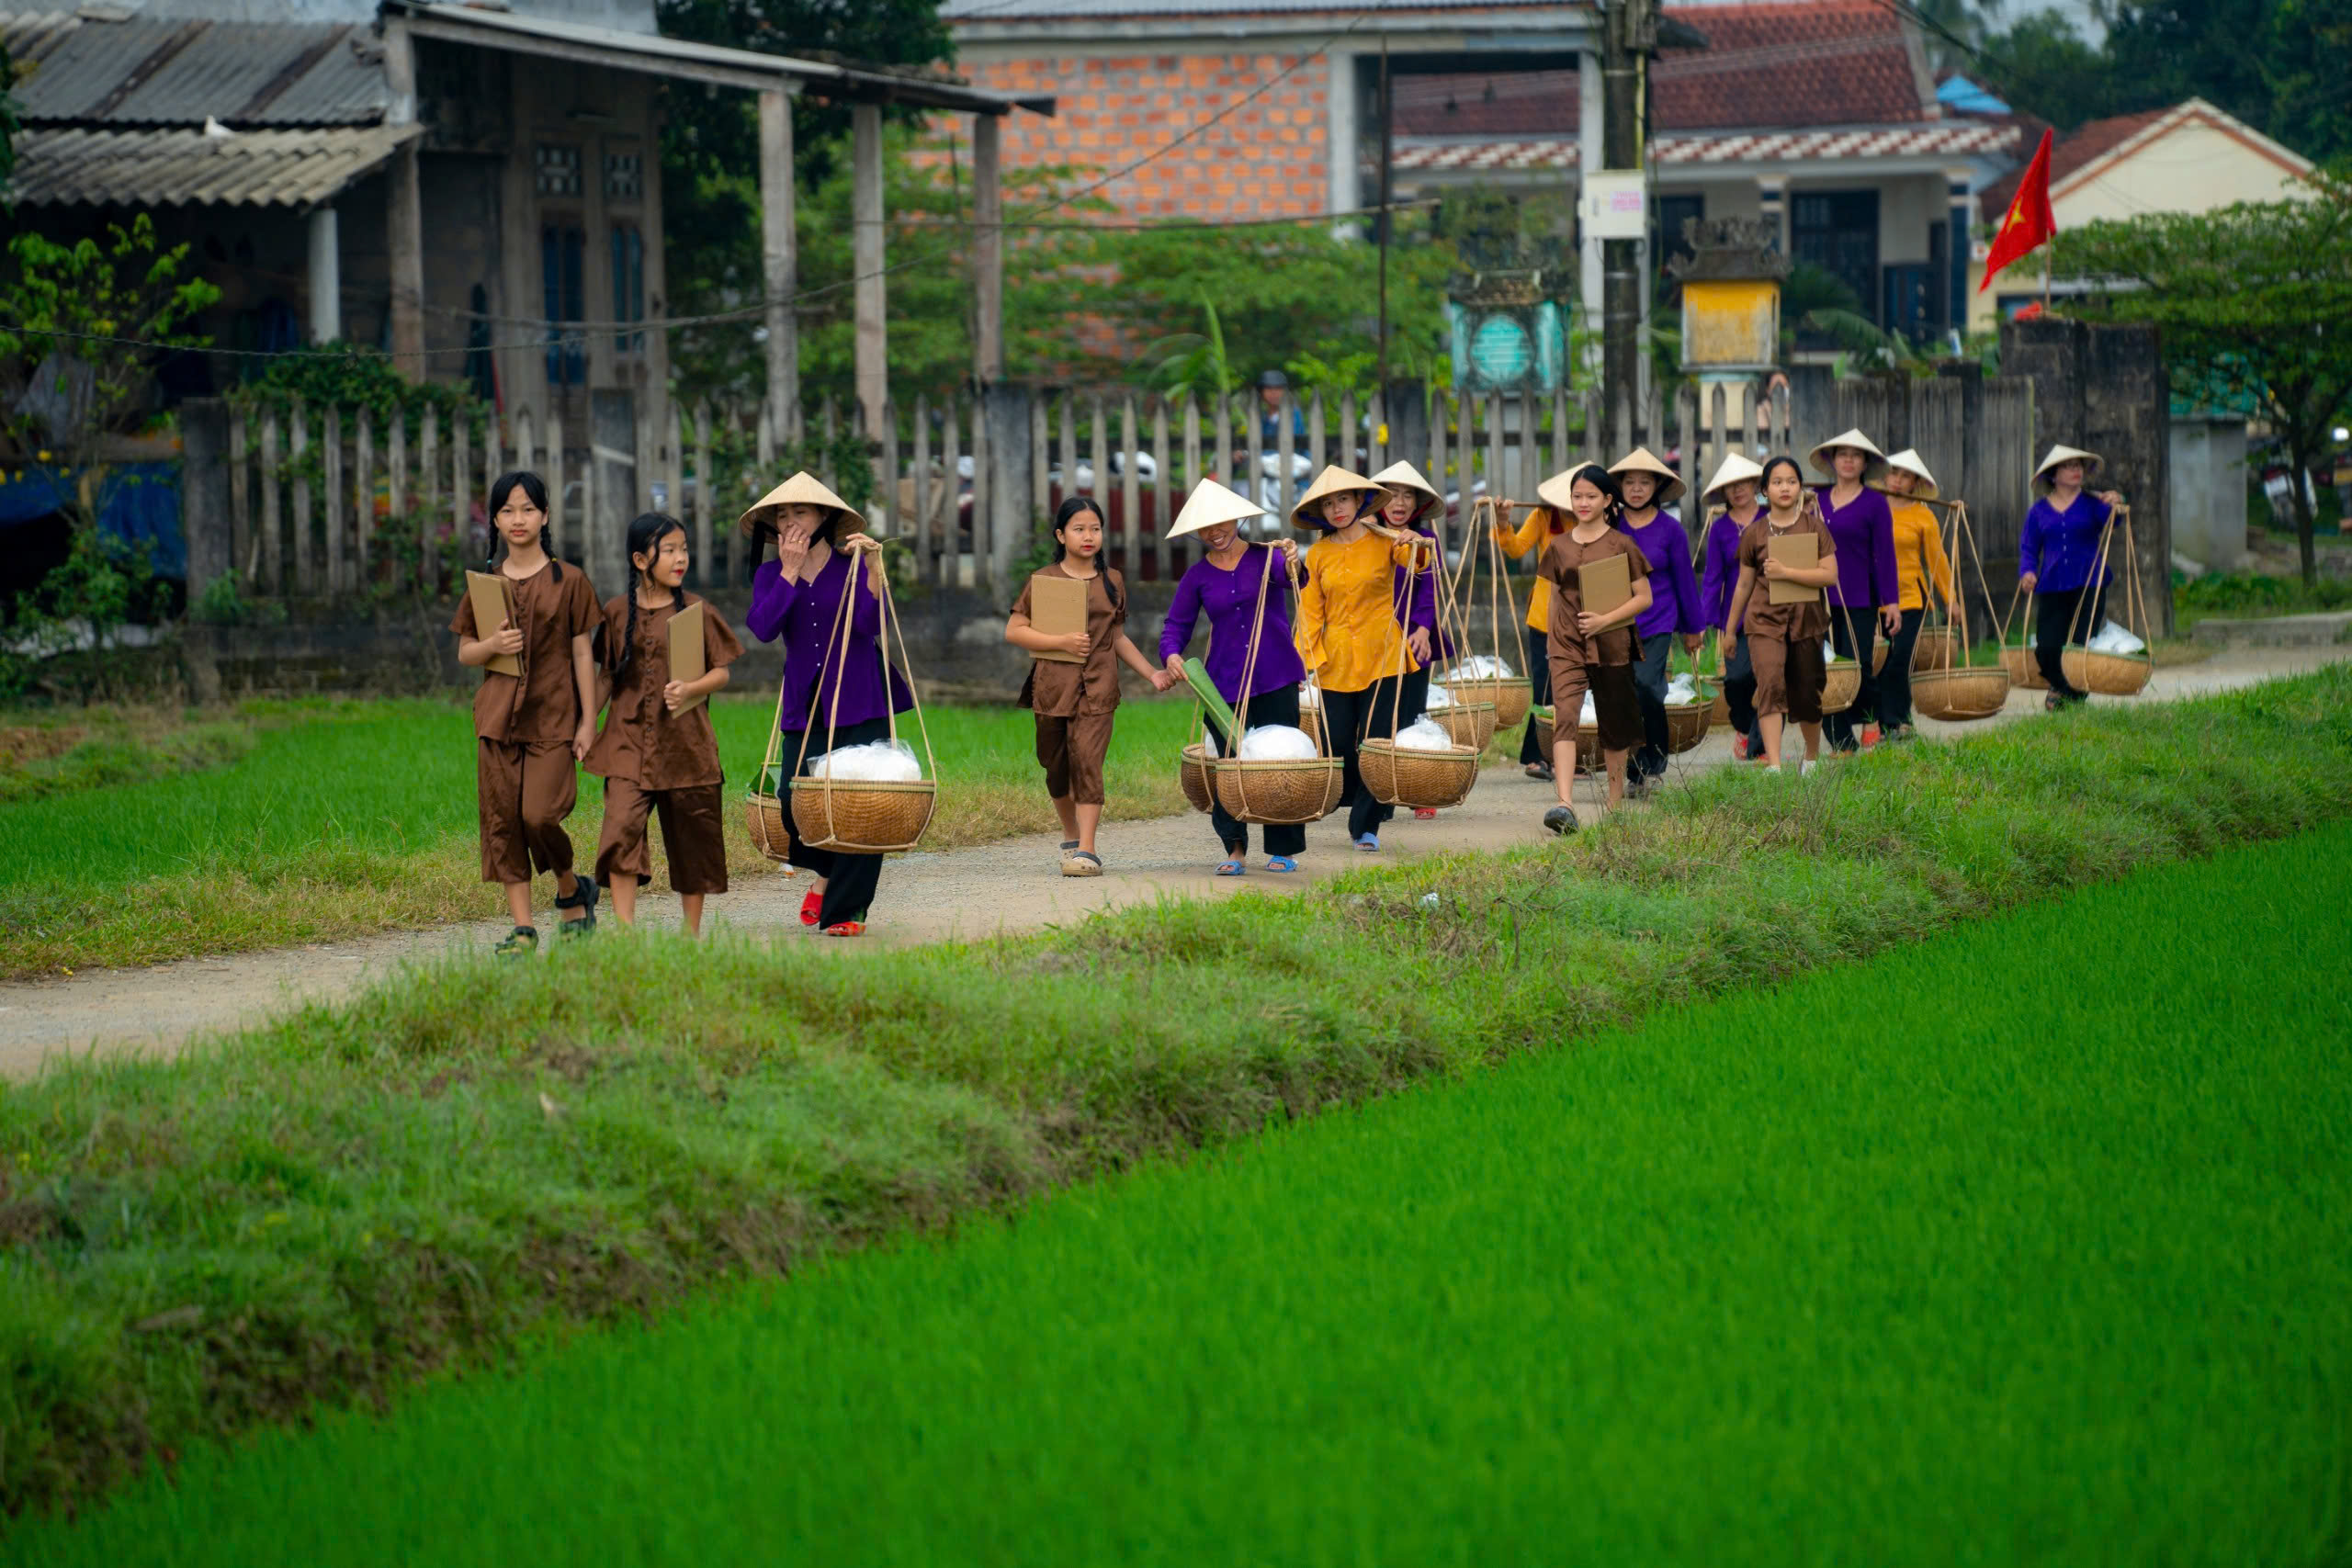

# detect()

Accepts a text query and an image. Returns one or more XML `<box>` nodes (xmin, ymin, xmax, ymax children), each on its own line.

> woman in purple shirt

<box><xmin>1698</xmin><ymin>452</ymin><xmax>1767</xmax><ymax>760</ymax></box>
<box><xmin>1158</xmin><ymin>479</ymin><xmax>1308</xmax><ymax>874</ymax></box>
<box><xmin>1807</xmin><ymin>428</ymin><xmax>1903</xmax><ymax>752</ymax></box>
<box><xmin>1609</xmin><ymin>447</ymin><xmax>1704</xmax><ymax>789</ymax></box>
<box><xmin>2018</xmin><ymin>443</ymin><xmax>2128</xmax><ymax>707</ymax></box>
<box><xmin>741</xmin><ymin>472</ymin><xmax>912</xmax><ymax>936</ymax></box>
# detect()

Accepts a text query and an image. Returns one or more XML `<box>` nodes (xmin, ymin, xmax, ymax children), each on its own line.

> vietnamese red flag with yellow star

<box><xmin>1980</xmin><ymin>128</ymin><xmax>2056</xmax><ymax>291</ymax></box>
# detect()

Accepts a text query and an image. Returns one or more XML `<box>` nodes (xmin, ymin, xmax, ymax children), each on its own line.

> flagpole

<box><xmin>2041</xmin><ymin>243</ymin><xmax>2052</xmax><ymax>313</ymax></box>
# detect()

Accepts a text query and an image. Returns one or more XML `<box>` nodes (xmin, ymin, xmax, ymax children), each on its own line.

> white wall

<box><xmin>2169</xmin><ymin>419</ymin><xmax>2252</xmax><ymax>572</ymax></box>
<box><xmin>2057</xmin><ymin>119</ymin><xmax>2312</xmax><ymax>225</ymax></box>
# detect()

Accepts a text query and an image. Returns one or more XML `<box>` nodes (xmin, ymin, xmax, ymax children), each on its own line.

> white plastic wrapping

<box><xmin>1238</xmin><ymin>725</ymin><xmax>1318</xmax><ymax>761</ymax></box>
<box><xmin>808</xmin><ymin>739</ymin><xmax>923</xmax><ymax>782</ymax></box>
<box><xmin>1425</xmin><ymin>682</ymin><xmax>1453</xmax><ymax>708</ymax></box>
<box><xmin>1579</xmin><ymin>694</ymin><xmax>1598</xmax><ymax>726</ymax></box>
<box><xmin>1443</xmin><ymin>654</ymin><xmax>1517</xmax><ymax>682</ymax></box>
<box><xmin>1665</xmin><ymin>673</ymin><xmax>1699</xmax><ymax>705</ymax></box>
<box><xmin>2086</xmin><ymin>619</ymin><xmax>2147</xmax><ymax>655</ymax></box>
<box><xmin>1393</xmin><ymin>717</ymin><xmax>1456</xmax><ymax>751</ymax></box>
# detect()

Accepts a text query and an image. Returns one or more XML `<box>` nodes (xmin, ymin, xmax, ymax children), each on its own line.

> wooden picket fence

<box><xmin>218</xmin><ymin>378</ymin><xmax>1822</xmax><ymax>603</ymax></box>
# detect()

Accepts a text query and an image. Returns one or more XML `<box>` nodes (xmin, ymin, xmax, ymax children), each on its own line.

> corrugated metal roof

<box><xmin>6</xmin><ymin>123</ymin><xmax>421</xmax><ymax>207</ymax></box>
<box><xmin>0</xmin><ymin>11</ymin><xmax>387</xmax><ymax>126</ymax></box>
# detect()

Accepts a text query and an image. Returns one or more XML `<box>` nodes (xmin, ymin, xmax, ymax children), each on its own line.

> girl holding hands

<box><xmin>1721</xmin><ymin>457</ymin><xmax>1840</xmax><ymax>773</ymax></box>
<box><xmin>1535</xmin><ymin>464</ymin><xmax>1653</xmax><ymax>835</ymax></box>
<box><xmin>451</xmin><ymin>470</ymin><xmax>604</xmax><ymax>956</ymax></box>
<box><xmin>1698</xmin><ymin>452</ymin><xmax>1768</xmax><ymax>761</ymax></box>
<box><xmin>584</xmin><ymin>512</ymin><xmax>742</xmax><ymax>934</ymax></box>
<box><xmin>1005</xmin><ymin>497</ymin><xmax>1171</xmax><ymax>876</ymax></box>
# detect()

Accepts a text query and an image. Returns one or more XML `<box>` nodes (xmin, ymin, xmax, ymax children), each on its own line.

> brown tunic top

<box><xmin>1012</xmin><ymin>563</ymin><xmax>1126</xmax><ymax>717</ymax></box>
<box><xmin>1539</xmin><ymin>526</ymin><xmax>1652</xmax><ymax>669</ymax></box>
<box><xmin>1736</xmin><ymin>507</ymin><xmax>1835</xmax><ymax>641</ymax></box>
<box><xmin>583</xmin><ymin>592</ymin><xmax>745</xmax><ymax>790</ymax></box>
<box><xmin>450</xmin><ymin>560</ymin><xmax>603</xmax><ymax>744</ymax></box>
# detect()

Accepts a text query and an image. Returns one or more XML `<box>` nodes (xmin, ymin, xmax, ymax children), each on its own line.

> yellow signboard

<box><xmin>1680</xmin><ymin>278</ymin><xmax>1781</xmax><ymax>370</ymax></box>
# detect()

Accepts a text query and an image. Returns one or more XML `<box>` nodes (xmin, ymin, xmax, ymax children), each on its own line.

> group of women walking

<box><xmin>451</xmin><ymin>428</ymin><xmax>2126</xmax><ymax>948</ymax></box>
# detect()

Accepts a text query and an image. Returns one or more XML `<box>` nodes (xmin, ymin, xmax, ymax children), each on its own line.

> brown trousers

<box><xmin>1748</xmin><ymin>634</ymin><xmax>1826</xmax><ymax>722</ymax></box>
<box><xmin>477</xmin><ymin>739</ymin><xmax>578</xmax><ymax>884</ymax></box>
<box><xmin>595</xmin><ymin>778</ymin><xmax>729</xmax><ymax>896</ymax></box>
<box><xmin>1035</xmin><ymin>709</ymin><xmax>1115</xmax><ymax>806</ymax></box>
<box><xmin>1546</xmin><ymin>656</ymin><xmax>1643</xmax><ymax>753</ymax></box>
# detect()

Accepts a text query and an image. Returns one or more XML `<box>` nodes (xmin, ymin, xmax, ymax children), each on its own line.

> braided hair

<box><xmin>615</xmin><ymin>511</ymin><xmax>689</xmax><ymax>678</ymax></box>
<box><xmin>1051</xmin><ymin>496</ymin><xmax>1124</xmax><ymax>617</ymax></box>
<box><xmin>485</xmin><ymin>470</ymin><xmax>561</xmax><ymax>581</ymax></box>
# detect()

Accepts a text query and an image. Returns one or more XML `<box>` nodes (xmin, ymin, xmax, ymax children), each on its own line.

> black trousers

<box><xmin>1519</xmin><ymin>624</ymin><xmax>1553</xmax><ymax>765</ymax></box>
<box><xmin>1631</xmin><ymin>630</ymin><xmax>1674</xmax><ymax>778</ymax></box>
<box><xmin>1204</xmin><ymin>682</ymin><xmax>1307</xmax><ymax>859</ymax></box>
<box><xmin>1321</xmin><ymin>675</ymin><xmax>1406</xmax><ymax>841</ymax></box>
<box><xmin>2036</xmin><ymin>582</ymin><xmax>2109</xmax><ymax>700</ymax></box>
<box><xmin>1826</xmin><ymin>607</ymin><xmax>1879</xmax><ymax>752</ymax></box>
<box><xmin>1880</xmin><ymin>606</ymin><xmax>1926</xmax><ymax>728</ymax></box>
<box><xmin>1723</xmin><ymin>632</ymin><xmax>1762</xmax><ymax>751</ymax></box>
<box><xmin>784</xmin><ymin>715</ymin><xmax>890</xmax><ymax>927</ymax></box>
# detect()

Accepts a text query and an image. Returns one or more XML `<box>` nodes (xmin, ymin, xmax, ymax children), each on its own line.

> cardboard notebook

<box><xmin>1577</xmin><ymin>550</ymin><xmax>1633</xmax><ymax>617</ymax></box>
<box><xmin>668</xmin><ymin>601</ymin><xmax>707</xmax><ymax>712</ymax></box>
<box><xmin>1027</xmin><ymin>570</ymin><xmax>1091</xmax><ymax>664</ymax></box>
<box><xmin>464</xmin><ymin>570</ymin><xmax>523</xmax><ymax>677</ymax></box>
<box><xmin>1766</xmin><ymin>532</ymin><xmax>1824</xmax><ymax>605</ymax></box>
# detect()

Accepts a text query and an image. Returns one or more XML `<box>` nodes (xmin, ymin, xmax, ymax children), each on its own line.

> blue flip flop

<box><xmin>1355</xmin><ymin>833</ymin><xmax>1380</xmax><ymax>852</ymax></box>
<box><xmin>1215</xmin><ymin>859</ymin><xmax>1247</xmax><ymax>876</ymax></box>
<box><xmin>1264</xmin><ymin>856</ymin><xmax>1299</xmax><ymax>874</ymax></box>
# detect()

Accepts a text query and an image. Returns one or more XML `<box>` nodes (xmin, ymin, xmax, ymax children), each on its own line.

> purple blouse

<box><xmin>2019</xmin><ymin>491</ymin><xmax>2115</xmax><ymax>593</ymax></box>
<box><xmin>1812</xmin><ymin>485</ymin><xmax>1900</xmax><ymax>610</ymax></box>
<box><xmin>1623</xmin><ymin>510</ymin><xmax>1703</xmax><ymax>638</ymax></box>
<box><xmin>1395</xmin><ymin>525</ymin><xmax>1457</xmax><ymax>664</ymax></box>
<box><xmin>745</xmin><ymin>550</ymin><xmax>914</xmax><ymax>734</ymax></box>
<box><xmin>1159</xmin><ymin>544</ymin><xmax>1308</xmax><ymax>704</ymax></box>
<box><xmin>1700</xmin><ymin>507</ymin><xmax>1757</xmax><ymax>630</ymax></box>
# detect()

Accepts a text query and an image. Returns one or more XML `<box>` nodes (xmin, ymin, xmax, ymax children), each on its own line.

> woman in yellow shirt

<box><xmin>1492</xmin><ymin>496</ymin><xmax>1564</xmax><ymax>780</ymax></box>
<box><xmin>1294</xmin><ymin>465</ymin><xmax>1423</xmax><ymax>852</ymax></box>
<box><xmin>1876</xmin><ymin>447</ymin><xmax>1955</xmax><ymax>740</ymax></box>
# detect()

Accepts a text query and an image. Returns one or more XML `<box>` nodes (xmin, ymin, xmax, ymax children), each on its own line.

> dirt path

<box><xmin>4</xmin><ymin>644</ymin><xmax>2341</xmax><ymax>1077</ymax></box>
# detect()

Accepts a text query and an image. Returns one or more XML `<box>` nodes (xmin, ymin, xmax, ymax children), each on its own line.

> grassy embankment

<box><xmin>20</xmin><ymin>818</ymin><xmax>2352</xmax><ymax>1566</ymax></box>
<box><xmin>0</xmin><ymin>697</ymin><xmax>1204</xmax><ymax>978</ymax></box>
<box><xmin>1</xmin><ymin>665</ymin><xmax>2346</xmax><ymax>1526</ymax></box>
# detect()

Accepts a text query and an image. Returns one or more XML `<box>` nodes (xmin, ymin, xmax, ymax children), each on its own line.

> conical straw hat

<box><xmin>1368</xmin><ymin>459</ymin><xmax>1442</xmax><ymax>521</ymax></box>
<box><xmin>2031</xmin><ymin>443</ymin><xmax>2102</xmax><ymax>491</ymax></box>
<box><xmin>1878</xmin><ymin>447</ymin><xmax>1939</xmax><ymax>500</ymax></box>
<box><xmin>1806</xmin><ymin>427</ymin><xmax>1889</xmax><ymax>479</ymax></box>
<box><xmin>739</xmin><ymin>470</ymin><xmax>866</xmax><ymax>539</ymax></box>
<box><xmin>1535</xmin><ymin>462</ymin><xmax>1616</xmax><ymax>514</ymax></box>
<box><xmin>1290</xmin><ymin>465</ymin><xmax>1383</xmax><ymax>532</ymax></box>
<box><xmin>1167</xmin><ymin>478</ymin><xmax>1265</xmax><ymax>540</ymax></box>
<box><xmin>1607</xmin><ymin>446</ymin><xmax>1687</xmax><ymax>505</ymax></box>
<box><xmin>1700</xmin><ymin>451</ymin><xmax>1764</xmax><ymax>503</ymax></box>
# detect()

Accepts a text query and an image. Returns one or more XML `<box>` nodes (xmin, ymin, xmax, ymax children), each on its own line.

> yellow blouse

<box><xmin>1295</xmin><ymin>529</ymin><xmax>1421</xmax><ymax>693</ymax></box>
<box><xmin>1890</xmin><ymin>500</ymin><xmax>1955</xmax><ymax>611</ymax></box>
<box><xmin>1495</xmin><ymin>508</ymin><xmax>1559</xmax><ymax>632</ymax></box>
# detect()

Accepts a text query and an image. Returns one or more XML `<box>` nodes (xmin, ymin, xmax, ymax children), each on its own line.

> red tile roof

<box><xmin>1389</xmin><ymin>1</ymin><xmax>1931</xmax><ymax>139</ymax></box>
<box><xmin>1977</xmin><ymin>107</ymin><xmax>2166</xmax><ymax>220</ymax></box>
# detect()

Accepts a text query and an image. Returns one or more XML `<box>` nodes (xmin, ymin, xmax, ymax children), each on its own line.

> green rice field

<box><xmin>0</xmin><ymin>696</ymin><xmax>1201</xmax><ymax>976</ymax></box>
<box><xmin>20</xmin><ymin>816</ymin><xmax>2351</xmax><ymax>1566</ymax></box>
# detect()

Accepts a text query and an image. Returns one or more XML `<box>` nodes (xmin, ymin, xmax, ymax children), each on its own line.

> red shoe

<box><xmin>822</xmin><ymin>921</ymin><xmax>865</xmax><ymax>938</ymax></box>
<box><xmin>799</xmin><ymin>888</ymin><xmax>822</xmax><ymax>927</ymax></box>
<box><xmin>1413</xmin><ymin>807</ymin><xmax>1437</xmax><ymax>820</ymax></box>
<box><xmin>1732</xmin><ymin>734</ymin><xmax>1750</xmax><ymax>760</ymax></box>
<box><xmin>1860</xmin><ymin>725</ymin><xmax>1883</xmax><ymax>749</ymax></box>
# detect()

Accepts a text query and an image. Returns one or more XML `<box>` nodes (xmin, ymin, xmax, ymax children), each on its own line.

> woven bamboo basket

<box><xmin>743</xmin><ymin>787</ymin><xmax>793</xmax><ymax>864</ymax></box>
<box><xmin>2000</xmin><ymin>646</ymin><xmax>2046</xmax><ymax>691</ymax></box>
<box><xmin>790</xmin><ymin>777</ymin><xmax>936</xmax><ymax>853</ymax></box>
<box><xmin>1820</xmin><ymin>659</ymin><xmax>1860</xmax><ymax>716</ymax></box>
<box><xmin>2061</xmin><ymin>646</ymin><xmax>2153</xmax><ymax>696</ymax></box>
<box><xmin>1912</xmin><ymin>666</ymin><xmax>2010</xmax><ymax>721</ymax></box>
<box><xmin>1446</xmin><ymin>675</ymin><xmax>1532</xmax><ymax>728</ymax></box>
<box><xmin>1358</xmin><ymin>738</ymin><xmax>1480</xmax><ymax>809</ymax></box>
<box><xmin>1178</xmin><ymin>742</ymin><xmax>1215</xmax><ymax>814</ymax></box>
<box><xmin>1709</xmin><ymin>690</ymin><xmax>1730</xmax><ymax>726</ymax></box>
<box><xmin>1530</xmin><ymin>705</ymin><xmax>1554</xmax><ymax>757</ymax></box>
<box><xmin>1912</xmin><ymin>626</ymin><xmax>1960</xmax><ymax>672</ymax></box>
<box><xmin>1210</xmin><ymin>755</ymin><xmax>1344</xmax><ymax>825</ymax></box>
<box><xmin>1428</xmin><ymin>701</ymin><xmax>1498</xmax><ymax>751</ymax></box>
<box><xmin>1666</xmin><ymin>700</ymin><xmax>1712</xmax><ymax>753</ymax></box>
<box><xmin>1871</xmin><ymin>640</ymin><xmax>1890</xmax><ymax>675</ymax></box>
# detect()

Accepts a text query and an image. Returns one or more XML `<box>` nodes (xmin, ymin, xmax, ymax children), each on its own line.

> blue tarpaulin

<box><xmin>0</xmin><ymin>462</ymin><xmax>187</xmax><ymax>580</ymax></box>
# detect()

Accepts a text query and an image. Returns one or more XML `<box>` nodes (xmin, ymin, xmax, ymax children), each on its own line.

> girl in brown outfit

<box><xmin>1720</xmin><ymin>456</ymin><xmax>1841</xmax><ymax>773</ymax></box>
<box><xmin>1005</xmin><ymin>496</ymin><xmax>1171</xmax><ymax>875</ymax></box>
<box><xmin>451</xmin><ymin>470</ymin><xmax>604</xmax><ymax>955</ymax></box>
<box><xmin>1535</xmin><ymin>464</ymin><xmax>1654</xmax><ymax>835</ymax></box>
<box><xmin>586</xmin><ymin>512</ymin><xmax>744</xmax><ymax>934</ymax></box>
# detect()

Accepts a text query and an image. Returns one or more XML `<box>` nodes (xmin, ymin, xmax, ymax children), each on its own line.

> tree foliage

<box><xmin>2052</xmin><ymin>165</ymin><xmax>2352</xmax><ymax>584</ymax></box>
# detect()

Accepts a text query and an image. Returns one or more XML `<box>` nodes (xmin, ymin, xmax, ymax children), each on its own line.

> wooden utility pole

<box><xmin>758</xmin><ymin>87</ymin><xmax>800</xmax><ymax>444</ymax></box>
<box><xmin>1600</xmin><ymin>0</ymin><xmax>1656</xmax><ymax>445</ymax></box>
<box><xmin>1375</xmin><ymin>39</ymin><xmax>1393</xmax><ymax>400</ymax></box>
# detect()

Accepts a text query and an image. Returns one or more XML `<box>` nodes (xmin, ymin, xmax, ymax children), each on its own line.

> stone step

<box><xmin>2189</xmin><ymin>610</ymin><xmax>2352</xmax><ymax>648</ymax></box>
